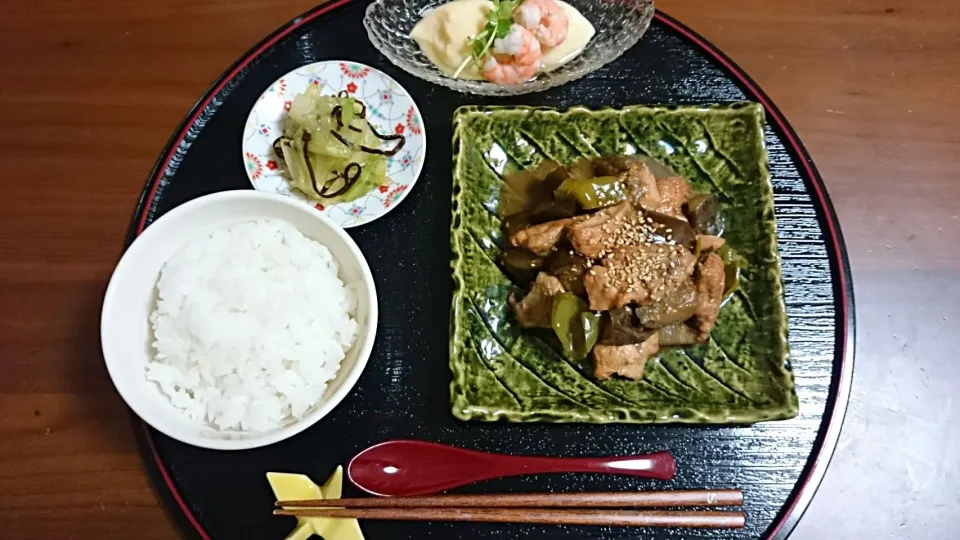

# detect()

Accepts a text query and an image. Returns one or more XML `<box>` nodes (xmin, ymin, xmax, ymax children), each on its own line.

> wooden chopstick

<box><xmin>277</xmin><ymin>489</ymin><xmax>742</xmax><ymax>509</ymax></box>
<box><xmin>273</xmin><ymin>507</ymin><xmax>745</xmax><ymax>529</ymax></box>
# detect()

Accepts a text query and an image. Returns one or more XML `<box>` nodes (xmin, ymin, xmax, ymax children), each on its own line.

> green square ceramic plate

<box><xmin>450</xmin><ymin>102</ymin><xmax>798</xmax><ymax>424</ymax></box>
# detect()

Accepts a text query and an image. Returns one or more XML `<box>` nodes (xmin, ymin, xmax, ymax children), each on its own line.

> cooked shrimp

<box><xmin>481</xmin><ymin>24</ymin><xmax>543</xmax><ymax>84</ymax></box>
<box><xmin>513</xmin><ymin>0</ymin><xmax>569</xmax><ymax>48</ymax></box>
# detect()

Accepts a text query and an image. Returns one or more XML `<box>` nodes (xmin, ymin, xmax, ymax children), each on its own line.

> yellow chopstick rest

<box><xmin>267</xmin><ymin>466</ymin><xmax>365</xmax><ymax>540</ymax></box>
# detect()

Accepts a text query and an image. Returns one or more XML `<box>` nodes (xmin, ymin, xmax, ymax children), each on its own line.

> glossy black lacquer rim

<box><xmin>126</xmin><ymin>5</ymin><xmax>855</xmax><ymax>539</ymax></box>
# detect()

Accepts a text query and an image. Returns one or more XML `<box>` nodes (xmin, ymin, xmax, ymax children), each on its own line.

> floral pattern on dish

<box><xmin>241</xmin><ymin>60</ymin><xmax>426</xmax><ymax>228</ymax></box>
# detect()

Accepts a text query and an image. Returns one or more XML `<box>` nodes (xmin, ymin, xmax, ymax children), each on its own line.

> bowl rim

<box><xmin>363</xmin><ymin>0</ymin><xmax>655</xmax><ymax>96</ymax></box>
<box><xmin>241</xmin><ymin>59</ymin><xmax>427</xmax><ymax>228</ymax></box>
<box><xmin>100</xmin><ymin>190</ymin><xmax>379</xmax><ymax>450</ymax></box>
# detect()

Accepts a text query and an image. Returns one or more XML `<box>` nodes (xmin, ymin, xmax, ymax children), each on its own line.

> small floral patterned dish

<box><xmin>242</xmin><ymin>61</ymin><xmax>426</xmax><ymax>228</ymax></box>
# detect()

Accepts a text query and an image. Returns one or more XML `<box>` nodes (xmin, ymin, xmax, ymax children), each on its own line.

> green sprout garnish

<box><xmin>452</xmin><ymin>0</ymin><xmax>520</xmax><ymax>78</ymax></box>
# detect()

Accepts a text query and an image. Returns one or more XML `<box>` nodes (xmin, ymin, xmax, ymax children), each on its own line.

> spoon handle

<box><xmin>494</xmin><ymin>451</ymin><xmax>676</xmax><ymax>481</ymax></box>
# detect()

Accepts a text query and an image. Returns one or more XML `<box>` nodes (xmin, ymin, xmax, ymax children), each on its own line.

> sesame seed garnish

<box><xmin>564</xmin><ymin>204</ymin><xmax>698</xmax><ymax>305</ymax></box>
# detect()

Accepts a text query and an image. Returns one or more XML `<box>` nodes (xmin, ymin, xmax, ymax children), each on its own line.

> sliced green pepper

<box><xmin>581</xmin><ymin>311</ymin><xmax>601</xmax><ymax>354</ymax></box>
<box><xmin>551</xmin><ymin>292</ymin><xmax>584</xmax><ymax>359</ymax></box>
<box><xmin>716</xmin><ymin>245</ymin><xmax>748</xmax><ymax>298</ymax></box>
<box><xmin>551</xmin><ymin>292</ymin><xmax>598</xmax><ymax>360</ymax></box>
<box><xmin>555</xmin><ymin>176</ymin><xmax>625</xmax><ymax>210</ymax></box>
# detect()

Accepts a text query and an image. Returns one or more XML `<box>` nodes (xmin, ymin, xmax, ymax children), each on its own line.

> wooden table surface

<box><xmin>0</xmin><ymin>0</ymin><xmax>957</xmax><ymax>538</ymax></box>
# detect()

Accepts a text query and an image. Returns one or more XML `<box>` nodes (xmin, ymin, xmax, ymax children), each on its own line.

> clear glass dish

<box><xmin>364</xmin><ymin>0</ymin><xmax>655</xmax><ymax>96</ymax></box>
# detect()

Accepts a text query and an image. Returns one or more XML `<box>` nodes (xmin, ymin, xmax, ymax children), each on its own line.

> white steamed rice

<box><xmin>146</xmin><ymin>219</ymin><xmax>357</xmax><ymax>432</ymax></box>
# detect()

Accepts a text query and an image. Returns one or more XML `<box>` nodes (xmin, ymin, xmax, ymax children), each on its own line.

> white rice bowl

<box><xmin>146</xmin><ymin>219</ymin><xmax>357</xmax><ymax>433</ymax></box>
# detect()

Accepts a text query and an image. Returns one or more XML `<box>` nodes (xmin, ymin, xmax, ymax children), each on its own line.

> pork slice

<box><xmin>583</xmin><ymin>244</ymin><xmax>697</xmax><ymax>311</ymax></box>
<box><xmin>593</xmin><ymin>333</ymin><xmax>661</xmax><ymax>380</ymax></box>
<box><xmin>583</xmin><ymin>265</ymin><xmax>649</xmax><ymax>311</ymax></box>
<box><xmin>508</xmin><ymin>272</ymin><xmax>565</xmax><ymax>328</ymax></box>
<box><xmin>656</xmin><ymin>176</ymin><xmax>693</xmax><ymax>219</ymax></box>
<box><xmin>694</xmin><ymin>252</ymin><xmax>725</xmax><ymax>341</ymax></box>
<box><xmin>567</xmin><ymin>202</ymin><xmax>638</xmax><ymax>259</ymax></box>
<box><xmin>621</xmin><ymin>161</ymin><xmax>662</xmax><ymax>211</ymax></box>
<box><xmin>510</xmin><ymin>218</ymin><xmax>572</xmax><ymax>256</ymax></box>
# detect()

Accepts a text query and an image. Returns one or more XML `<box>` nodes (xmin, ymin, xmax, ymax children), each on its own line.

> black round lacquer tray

<box><xmin>127</xmin><ymin>2</ymin><xmax>854</xmax><ymax>539</ymax></box>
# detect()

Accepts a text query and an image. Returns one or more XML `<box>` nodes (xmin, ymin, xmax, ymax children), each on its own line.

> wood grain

<box><xmin>0</xmin><ymin>1</ymin><xmax>956</xmax><ymax>539</ymax></box>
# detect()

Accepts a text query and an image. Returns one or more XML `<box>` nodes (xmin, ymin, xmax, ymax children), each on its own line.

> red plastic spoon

<box><xmin>347</xmin><ymin>440</ymin><xmax>676</xmax><ymax>497</ymax></box>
